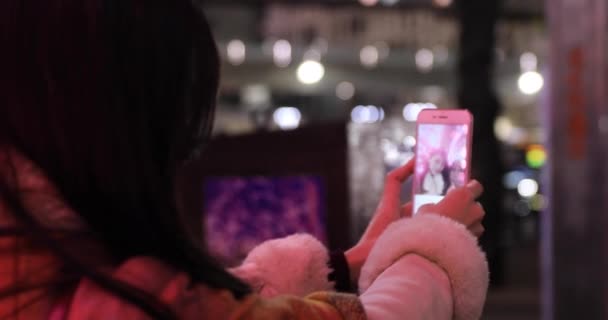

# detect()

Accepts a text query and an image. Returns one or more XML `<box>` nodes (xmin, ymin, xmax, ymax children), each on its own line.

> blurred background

<box><xmin>194</xmin><ymin>0</ymin><xmax>549</xmax><ymax>319</ymax></box>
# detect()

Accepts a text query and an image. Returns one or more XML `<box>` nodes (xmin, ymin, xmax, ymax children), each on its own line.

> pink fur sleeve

<box><xmin>359</xmin><ymin>214</ymin><xmax>489</xmax><ymax>320</ymax></box>
<box><xmin>360</xmin><ymin>254</ymin><xmax>453</xmax><ymax>320</ymax></box>
<box><xmin>229</xmin><ymin>234</ymin><xmax>334</xmax><ymax>298</ymax></box>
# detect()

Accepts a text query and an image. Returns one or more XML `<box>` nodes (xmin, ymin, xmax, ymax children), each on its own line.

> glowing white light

<box><xmin>360</xmin><ymin>45</ymin><xmax>380</xmax><ymax>68</ymax></box>
<box><xmin>336</xmin><ymin>82</ymin><xmax>356</xmax><ymax>101</ymax></box>
<box><xmin>359</xmin><ymin>0</ymin><xmax>379</xmax><ymax>6</ymax></box>
<box><xmin>403</xmin><ymin>136</ymin><xmax>417</xmax><ymax>149</ymax></box>
<box><xmin>503</xmin><ymin>171</ymin><xmax>527</xmax><ymax>189</ymax></box>
<box><xmin>415</xmin><ymin>49</ymin><xmax>434</xmax><ymax>72</ymax></box>
<box><xmin>297</xmin><ymin>60</ymin><xmax>325</xmax><ymax>85</ymax></box>
<box><xmin>433</xmin><ymin>0</ymin><xmax>452</xmax><ymax>7</ymax></box>
<box><xmin>227</xmin><ymin>40</ymin><xmax>246</xmax><ymax>66</ymax></box>
<box><xmin>520</xmin><ymin>52</ymin><xmax>538</xmax><ymax>71</ymax></box>
<box><xmin>351</xmin><ymin>105</ymin><xmax>382</xmax><ymax>124</ymax></box>
<box><xmin>402</xmin><ymin>103</ymin><xmax>437</xmax><ymax>122</ymax></box>
<box><xmin>517</xmin><ymin>179</ymin><xmax>539</xmax><ymax>198</ymax></box>
<box><xmin>494</xmin><ymin>116</ymin><xmax>514</xmax><ymax>142</ymax></box>
<box><xmin>273</xmin><ymin>40</ymin><xmax>292</xmax><ymax>68</ymax></box>
<box><xmin>403</xmin><ymin>103</ymin><xmax>422</xmax><ymax>122</ymax></box>
<box><xmin>518</xmin><ymin>71</ymin><xmax>544</xmax><ymax>95</ymax></box>
<box><xmin>273</xmin><ymin>107</ymin><xmax>302</xmax><ymax>130</ymax></box>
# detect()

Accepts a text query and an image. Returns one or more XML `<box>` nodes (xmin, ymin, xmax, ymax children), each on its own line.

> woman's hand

<box><xmin>418</xmin><ymin>180</ymin><xmax>486</xmax><ymax>237</ymax></box>
<box><xmin>345</xmin><ymin>159</ymin><xmax>415</xmax><ymax>286</ymax></box>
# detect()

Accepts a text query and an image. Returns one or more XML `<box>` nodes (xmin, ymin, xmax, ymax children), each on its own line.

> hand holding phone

<box><xmin>418</xmin><ymin>180</ymin><xmax>486</xmax><ymax>237</ymax></box>
<box><xmin>412</xmin><ymin>109</ymin><xmax>473</xmax><ymax>213</ymax></box>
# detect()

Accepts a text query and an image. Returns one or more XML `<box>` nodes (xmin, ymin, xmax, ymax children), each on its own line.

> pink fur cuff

<box><xmin>230</xmin><ymin>234</ymin><xmax>334</xmax><ymax>297</ymax></box>
<box><xmin>359</xmin><ymin>214</ymin><xmax>489</xmax><ymax>320</ymax></box>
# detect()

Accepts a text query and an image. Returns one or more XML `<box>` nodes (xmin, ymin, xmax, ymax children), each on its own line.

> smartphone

<box><xmin>412</xmin><ymin>109</ymin><xmax>473</xmax><ymax>214</ymax></box>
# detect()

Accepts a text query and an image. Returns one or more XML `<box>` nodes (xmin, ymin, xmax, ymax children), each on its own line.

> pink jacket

<box><xmin>0</xmin><ymin>150</ymin><xmax>489</xmax><ymax>319</ymax></box>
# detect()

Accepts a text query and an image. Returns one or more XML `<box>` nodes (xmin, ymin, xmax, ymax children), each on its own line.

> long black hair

<box><xmin>0</xmin><ymin>0</ymin><xmax>249</xmax><ymax>318</ymax></box>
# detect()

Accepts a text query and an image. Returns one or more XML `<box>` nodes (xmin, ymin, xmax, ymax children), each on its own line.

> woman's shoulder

<box><xmin>66</xmin><ymin>256</ymin><xmax>360</xmax><ymax>320</ymax></box>
<box><xmin>67</xmin><ymin>257</ymin><xmax>241</xmax><ymax>320</ymax></box>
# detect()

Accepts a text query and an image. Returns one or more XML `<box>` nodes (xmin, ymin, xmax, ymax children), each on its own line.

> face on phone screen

<box><xmin>413</xmin><ymin>123</ymin><xmax>470</xmax><ymax>213</ymax></box>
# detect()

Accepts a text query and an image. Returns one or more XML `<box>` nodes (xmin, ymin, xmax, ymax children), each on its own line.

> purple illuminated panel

<box><xmin>204</xmin><ymin>176</ymin><xmax>326</xmax><ymax>265</ymax></box>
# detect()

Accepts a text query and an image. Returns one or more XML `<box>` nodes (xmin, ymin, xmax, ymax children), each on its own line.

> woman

<box><xmin>446</xmin><ymin>160</ymin><xmax>467</xmax><ymax>194</ymax></box>
<box><xmin>422</xmin><ymin>152</ymin><xmax>448</xmax><ymax>196</ymax></box>
<box><xmin>0</xmin><ymin>0</ymin><xmax>488</xmax><ymax>319</ymax></box>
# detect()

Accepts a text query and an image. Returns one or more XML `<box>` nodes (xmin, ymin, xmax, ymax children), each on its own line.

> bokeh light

<box><xmin>520</xmin><ymin>52</ymin><xmax>538</xmax><ymax>71</ymax></box>
<box><xmin>297</xmin><ymin>60</ymin><xmax>325</xmax><ymax>85</ymax></box>
<box><xmin>518</xmin><ymin>179</ymin><xmax>539</xmax><ymax>198</ymax></box>
<box><xmin>415</xmin><ymin>49</ymin><xmax>434</xmax><ymax>72</ymax></box>
<box><xmin>273</xmin><ymin>39</ymin><xmax>292</xmax><ymax>68</ymax></box>
<box><xmin>526</xmin><ymin>144</ymin><xmax>547</xmax><ymax>168</ymax></box>
<box><xmin>273</xmin><ymin>107</ymin><xmax>302</xmax><ymax>130</ymax></box>
<box><xmin>351</xmin><ymin>105</ymin><xmax>384</xmax><ymax>124</ymax></box>
<box><xmin>360</xmin><ymin>45</ymin><xmax>380</xmax><ymax>68</ymax></box>
<box><xmin>336</xmin><ymin>82</ymin><xmax>356</xmax><ymax>101</ymax></box>
<box><xmin>227</xmin><ymin>39</ymin><xmax>246</xmax><ymax>66</ymax></box>
<box><xmin>403</xmin><ymin>103</ymin><xmax>437</xmax><ymax>122</ymax></box>
<box><xmin>359</xmin><ymin>0</ymin><xmax>379</xmax><ymax>6</ymax></box>
<box><xmin>518</xmin><ymin>71</ymin><xmax>544</xmax><ymax>95</ymax></box>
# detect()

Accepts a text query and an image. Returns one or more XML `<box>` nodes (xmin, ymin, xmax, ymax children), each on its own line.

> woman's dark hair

<box><xmin>0</xmin><ymin>0</ymin><xmax>249</xmax><ymax>318</ymax></box>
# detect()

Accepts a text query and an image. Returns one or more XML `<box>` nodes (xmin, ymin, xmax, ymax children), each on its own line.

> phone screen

<box><xmin>413</xmin><ymin>123</ymin><xmax>470</xmax><ymax>213</ymax></box>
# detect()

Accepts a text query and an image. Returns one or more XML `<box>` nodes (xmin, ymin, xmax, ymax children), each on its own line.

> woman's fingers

<box><xmin>473</xmin><ymin>201</ymin><xmax>485</xmax><ymax>221</ymax></box>
<box><xmin>377</xmin><ymin>160</ymin><xmax>416</xmax><ymax>218</ymax></box>
<box><xmin>363</xmin><ymin>160</ymin><xmax>416</xmax><ymax>239</ymax></box>
<box><xmin>466</xmin><ymin>180</ymin><xmax>484</xmax><ymax>199</ymax></box>
<box><xmin>465</xmin><ymin>202</ymin><xmax>486</xmax><ymax>229</ymax></box>
<box><xmin>400</xmin><ymin>202</ymin><xmax>413</xmax><ymax>218</ymax></box>
<box><xmin>416</xmin><ymin>203</ymin><xmax>435</xmax><ymax>216</ymax></box>
<box><xmin>387</xmin><ymin>158</ymin><xmax>416</xmax><ymax>183</ymax></box>
<box><xmin>465</xmin><ymin>201</ymin><xmax>485</xmax><ymax>225</ymax></box>
<box><xmin>418</xmin><ymin>183</ymin><xmax>486</xmax><ymax>237</ymax></box>
<box><xmin>470</xmin><ymin>223</ymin><xmax>485</xmax><ymax>237</ymax></box>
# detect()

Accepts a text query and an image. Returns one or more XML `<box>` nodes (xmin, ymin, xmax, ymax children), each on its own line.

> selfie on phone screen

<box><xmin>413</xmin><ymin>110</ymin><xmax>472</xmax><ymax>213</ymax></box>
